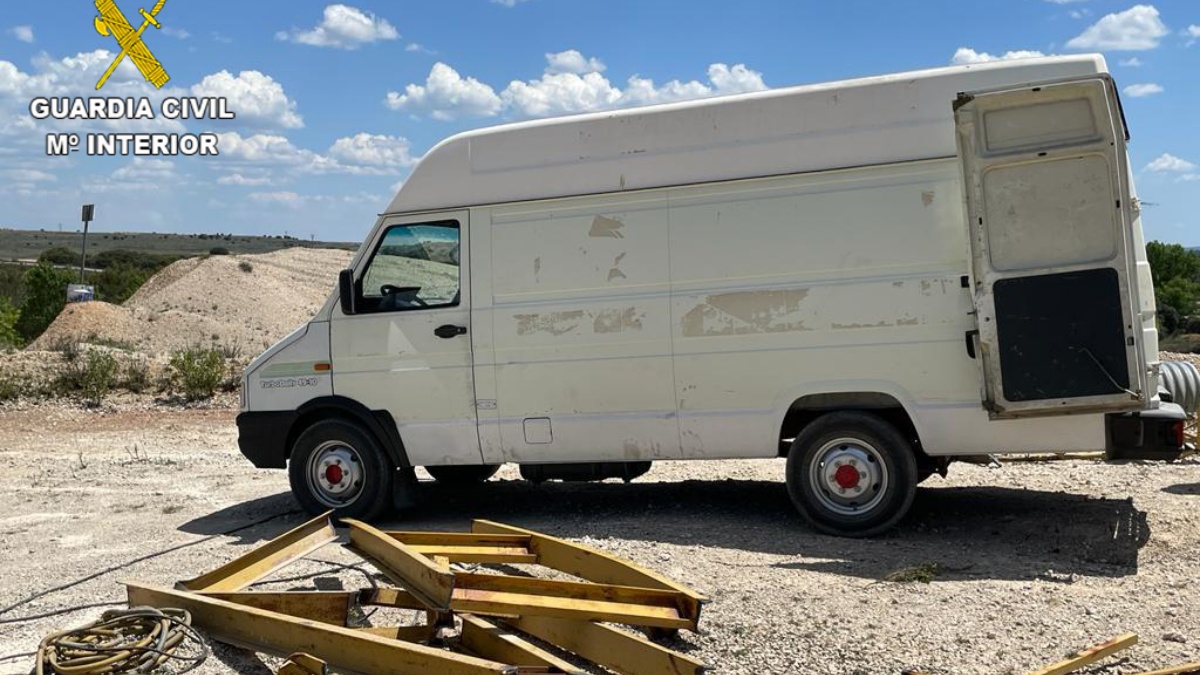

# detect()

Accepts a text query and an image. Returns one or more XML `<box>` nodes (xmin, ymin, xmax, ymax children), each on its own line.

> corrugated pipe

<box><xmin>1161</xmin><ymin>361</ymin><xmax>1200</xmax><ymax>415</ymax></box>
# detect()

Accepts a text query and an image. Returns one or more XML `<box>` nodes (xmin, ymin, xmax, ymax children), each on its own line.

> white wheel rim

<box><xmin>307</xmin><ymin>440</ymin><xmax>365</xmax><ymax>508</ymax></box>
<box><xmin>807</xmin><ymin>437</ymin><xmax>889</xmax><ymax>516</ymax></box>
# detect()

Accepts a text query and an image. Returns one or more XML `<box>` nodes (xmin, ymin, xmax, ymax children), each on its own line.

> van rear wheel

<box><xmin>288</xmin><ymin>419</ymin><xmax>393</xmax><ymax>521</ymax></box>
<box><xmin>426</xmin><ymin>465</ymin><xmax>500</xmax><ymax>485</ymax></box>
<box><xmin>786</xmin><ymin>411</ymin><xmax>918</xmax><ymax>537</ymax></box>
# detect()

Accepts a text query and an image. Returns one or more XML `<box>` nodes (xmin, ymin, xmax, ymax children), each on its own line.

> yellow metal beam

<box><xmin>1130</xmin><ymin>664</ymin><xmax>1200</xmax><ymax>675</ymax></box>
<box><xmin>126</xmin><ymin>583</ymin><xmax>517</xmax><ymax>675</ymax></box>
<box><xmin>1028</xmin><ymin>634</ymin><xmax>1138</xmax><ymax>675</ymax></box>
<box><xmin>386</xmin><ymin>532</ymin><xmax>532</xmax><ymax>547</ymax></box>
<box><xmin>344</xmin><ymin>519</ymin><xmax>455</xmax><ymax>609</ymax></box>
<box><xmin>456</xmin><ymin>573</ymin><xmax>694</xmax><ymax>629</ymax></box>
<box><xmin>359</xmin><ymin>587</ymin><xmax>429</xmax><ymax>611</ymax></box>
<box><xmin>278</xmin><ymin>652</ymin><xmax>328</xmax><ymax>675</ymax></box>
<box><xmin>356</xmin><ymin>625</ymin><xmax>439</xmax><ymax>642</ymax></box>
<box><xmin>452</xmin><ymin>587</ymin><xmax>690</xmax><ymax>630</ymax></box>
<box><xmin>407</xmin><ymin>545</ymin><xmax>538</xmax><ymax>565</ymax></box>
<box><xmin>458</xmin><ymin>614</ymin><xmax>585</xmax><ymax>675</ymax></box>
<box><xmin>180</xmin><ymin>513</ymin><xmax>338</xmax><ymax>592</ymax></box>
<box><xmin>200</xmin><ymin>591</ymin><xmax>355</xmax><ymax>626</ymax></box>
<box><xmin>472</xmin><ymin>520</ymin><xmax>705</xmax><ymax>624</ymax></box>
<box><xmin>506</xmin><ymin>615</ymin><xmax>707</xmax><ymax>675</ymax></box>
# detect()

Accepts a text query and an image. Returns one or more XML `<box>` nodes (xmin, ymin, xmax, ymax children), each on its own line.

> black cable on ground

<box><xmin>0</xmin><ymin>509</ymin><xmax>299</xmax><ymax>620</ymax></box>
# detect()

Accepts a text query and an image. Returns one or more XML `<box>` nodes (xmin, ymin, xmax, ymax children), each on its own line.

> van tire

<box><xmin>288</xmin><ymin>419</ymin><xmax>394</xmax><ymax>521</ymax></box>
<box><xmin>426</xmin><ymin>464</ymin><xmax>501</xmax><ymax>485</ymax></box>
<box><xmin>786</xmin><ymin>411</ymin><xmax>918</xmax><ymax>537</ymax></box>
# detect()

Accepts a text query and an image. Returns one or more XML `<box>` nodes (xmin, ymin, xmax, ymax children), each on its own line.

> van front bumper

<box><xmin>236</xmin><ymin>411</ymin><xmax>297</xmax><ymax>469</ymax></box>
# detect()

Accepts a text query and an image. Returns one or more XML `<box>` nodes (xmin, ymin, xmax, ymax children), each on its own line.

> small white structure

<box><xmin>236</xmin><ymin>55</ymin><xmax>1185</xmax><ymax>536</ymax></box>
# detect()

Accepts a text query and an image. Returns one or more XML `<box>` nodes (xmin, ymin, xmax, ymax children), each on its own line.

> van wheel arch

<box><xmin>778</xmin><ymin>392</ymin><xmax>923</xmax><ymax>457</ymax></box>
<box><xmin>287</xmin><ymin>396</ymin><xmax>411</xmax><ymax>469</ymax></box>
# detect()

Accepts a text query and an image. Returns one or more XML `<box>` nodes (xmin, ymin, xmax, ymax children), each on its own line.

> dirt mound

<box><xmin>29</xmin><ymin>247</ymin><xmax>354</xmax><ymax>356</ymax></box>
<box><xmin>29</xmin><ymin>302</ymin><xmax>143</xmax><ymax>350</ymax></box>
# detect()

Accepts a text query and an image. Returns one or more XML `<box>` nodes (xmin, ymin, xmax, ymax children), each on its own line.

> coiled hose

<box><xmin>34</xmin><ymin>607</ymin><xmax>208</xmax><ymax>675</ymax></box>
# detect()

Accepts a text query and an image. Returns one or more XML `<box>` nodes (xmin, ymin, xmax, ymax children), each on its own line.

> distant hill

<box><xmin>0</xmin><ymin>228</ymin><xmax>358</xmax><ymax>262</ymax></box>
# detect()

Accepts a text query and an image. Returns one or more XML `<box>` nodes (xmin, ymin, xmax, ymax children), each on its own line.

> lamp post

<box><xmin>80</xmin><ymin>204</ymin><xmax>94</xmax><ymax>284</ymax></box>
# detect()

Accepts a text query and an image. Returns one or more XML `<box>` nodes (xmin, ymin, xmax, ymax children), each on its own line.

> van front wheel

<box><xmin>786</xmin><ymin>411</ymin><xmax>918</xmax><ymax>537</ymax></box>
<box><xmin>288</xmin><ymin>419</ymin><xmax>394</xmax><ymax>521</ymax></box>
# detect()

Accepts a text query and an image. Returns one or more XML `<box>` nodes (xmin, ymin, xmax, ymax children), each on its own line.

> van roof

<box><xmin>385</xmin><ymin>55</ymin><xmax>1109</xmax><ymax>215</ymax></box>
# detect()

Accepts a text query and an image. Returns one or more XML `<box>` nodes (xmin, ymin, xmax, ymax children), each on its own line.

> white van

<box><xmin>237</xmin><ymin>55</ymin><xmax>1186</xmax><ymax>536</ymax></box>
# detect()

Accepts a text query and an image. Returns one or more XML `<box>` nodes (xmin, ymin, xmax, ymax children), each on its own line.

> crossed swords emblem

<box><xmin>93</xmin><ymin>0</ymin><xmax>170</xmax><ymax>90</ymax></box>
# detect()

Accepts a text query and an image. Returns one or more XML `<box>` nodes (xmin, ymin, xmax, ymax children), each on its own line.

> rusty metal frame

<box><xmin>180</xmin><ymin>512</ymin><xmax>338</xmax><ymax>592</ymax></box>
<box><xmin>127</xmin><ymin>584</ymin><xmax>516</xmax><ymax>675</ymax></box>
<box><xmin>470</xmin><ymin>520</ymin><xmax>707</xmax><ymax>625</ymax></box>
<box><xmin>135</xmin><ymin>515</ymin><xmax>709</xmax><ymax>675</ymax></box>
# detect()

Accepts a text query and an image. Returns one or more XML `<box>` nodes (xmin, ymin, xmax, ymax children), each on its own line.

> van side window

<box><xmin>358</xmin><ymin>221</ymin><xmax>460</xmax><ymax>312</ymax></box>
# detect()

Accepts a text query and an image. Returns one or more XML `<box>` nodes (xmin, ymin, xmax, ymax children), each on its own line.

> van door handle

<box><xmin>435</xmin><ymin>324</ymin><xmax>468</xmax><ymax>339</ymax></box>
<box><xmin>965</xmin><ymin>330</ymin><xmax>979</xmax><ymax>359</ymax></box>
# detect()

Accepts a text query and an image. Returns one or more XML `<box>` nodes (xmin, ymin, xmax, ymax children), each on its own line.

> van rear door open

<box><xmin>954</xmin><ymin>76</ymin><xmax>1148</xmax><ymax>418</ymax></box>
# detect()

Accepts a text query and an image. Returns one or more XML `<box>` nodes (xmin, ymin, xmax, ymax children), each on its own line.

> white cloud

<box><xmin>390</xmin><ymin>58</ymin><xmax>767</xmax><ymax>120</ymax></box>
<box><xmin>951</xmin><ymin>48</ymin><xmax>1047</xmax><ymax>65</ymax></box>
<box><xmin>502</xmin><ymin>71</ymin><xmax>622</xmax><ymax>116</ymax></box>
<box><xmin>327</xmin><ymin>133</ymin><xmax>417</xmax><ymax>170</ymax></box>
<box><xmin>112</xmin><ymin>158</ymin><xmax>175</xmax><ymax>182</ymax></box>
<box><xmin>277</xmin><ymin>4</ymin><xmax>398</xmax><ymax>49</ymax></box>
<box><xmin>217</xmin><ymin>173</ymin><xmax>277</xmax><ymax>186</ymax></box>
<box><xmin>491</xmin><ymin>0</ymin><xmax>532</xmax><ymax>6</ymax></box>
<box><xmin>249</xmin><ymin>191</ymin><xmax>302</xmax><ymax>204</ymax></box>
<box><xmin>9</xmin><ymin>26</ymin><xmax>33</xmax><ymax>43</ymax></box>
<box><xmin>215</xmin><ymin>131</ymin><xmax>413</xmax><ymax>177</ymax></box>
<box><xmin>1180</xmin><ymin>174</ymin><xmax>1200</xmax><ymax>182</ymax></box>
<box><xmin>1119</xmin><ymin>57</ymin><xmax>1144</xmax><ymax>66</ymax></box>
<box><xmin>162</xmin><ymin>27</ymin><xmax>190</xmax><ymax>40</ymax></box>
<box><xmin>0</xmin><ymin>168</ymin><xmax>54</xmax><ymax>182</ymax></box>
<box><xmin>1069</xmin><ymin>9</ymin><xmax>1091</xmax><ymax>20</ymax></box>
<box><xmin>1123</xmin><ymin>82</ymin><xmax>1163</xmax><ymax>97</ymax></box>
<box><xmin>384</xmin><ymin>62</ymin><xmax>504</xmax><ymax>120</ymax></box>
<box><xmin>1066</xmin><ymin>5</ymin><xmax>1167</xmax><ymax>50</ymax></box>
<box><xmin>1188</xmin><ymin>25</ymin><xmax>1200</xmax><ymax>37</ymax></box>
<box><xmin>1144</xmin><ymin>153</ymin><xmax>1196</xmax><ymax>172</ymax></box>
<box><xmin>191</xmin><ymin>70</ymin><xmax>303</xmax><ymax>129</ymax></box>
<box><xmin>545</xmin><ymin>50</ymin><xmax>606</xmax><ymax>75</ymax></box>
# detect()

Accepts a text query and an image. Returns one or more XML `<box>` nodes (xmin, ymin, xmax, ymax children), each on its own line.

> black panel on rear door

<box><xmin>993</xmin><ymin>268</ymin><xmax>1129</xmax><ymax>402</ymax></box>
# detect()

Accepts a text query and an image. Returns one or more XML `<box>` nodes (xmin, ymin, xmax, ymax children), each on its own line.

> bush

<box><xmin>169</xmin><ymin>346</ymin><xmax>226</xmax><ymax>400</ymax></box>
<box><xmin>53</xmin><ymin>349</ymin><xmax>118</xmax><ymax>405</ymax></box>
<box><xmin>209</xmin><ymin>246</ymin><xmax>230</xmax><ymax>256</ymax></box>
<box><xmin>238</xmin><ymin>261</ymin><xmax>253</xmax><ymax>273</ymax></box>
<box><xmin>92</xmin><ymin>264</ymin><xmax>151</xmax><ymax>304</ymax></box>
<box><xmin>38</xmin><ymin>246</ymin><xmax>82</xmax><ymax>267</ymax></box>
<box><xmin>122</xmin><ymin>357</ymin><xmax>152</xmax><ymax>394</ymax></box>
<box><xmin>80</xmin><ymin>350</ymin><xmax>118</xmax><ymax>405</ymax></box>
<box><xmin>0</xmin><ymin>297</ymin><xmax>19</xmax><ymax>350</ymax></box>
<box><xmin>16</xmin><ymin>263</ymin><xmax>73</xmax><ymax>342</ymax></box>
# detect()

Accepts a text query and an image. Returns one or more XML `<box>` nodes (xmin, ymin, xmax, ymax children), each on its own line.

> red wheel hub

<box><xmin>325</xmin><ymin>464</ymin><xmax>345</xmax><ymax>485</ymax></box>
<box><xmin>834</xmin><ymin>464</ymin><xmax>860</xmax><ymax>489</ymax></box>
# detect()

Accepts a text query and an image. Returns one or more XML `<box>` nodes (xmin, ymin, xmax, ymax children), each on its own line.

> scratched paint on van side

<box><xmin>514</xmin><ymin>310</ymin><xmax>585</xmax><ymax>336</ymax></box>
<box><xmin>681</xmin><ymin>289</ymin><xmax>810</xmax><ymax>337</ymax></box>
<box><xmin>593</xmin><ymin>307</ymin><xmax>645</xmax><ymax>334</ymax></box>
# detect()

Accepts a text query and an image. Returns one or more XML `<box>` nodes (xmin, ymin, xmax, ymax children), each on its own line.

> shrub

<box><xmin>0</xmin><ymin>297</ymin><xmax>19</xmax><ymax>350</ymax></box>
<box><xmin>0</xmin><ymin>375</ymin><xmax>21</xmax><ymax>402</ymax></box>
<box><xmin>122</xmin><ymin>357</ymin><xmax>152</xmax><ymax>394</ymax></box>
<box><xmin>80</xmin><ymin>350</ymin><xmax>118</xmax><ymax>405</ymax></box>
<box><xmin>16</xmin><ymin>263</ymin><xmax>74</xmax><ymax>342</ymax></box>
<box><xmin>238</xmin><ymin>261</ymin><xmax>254</xmax><ymax>273</ymax></box>
<box><xmin>209</xmin><ymin>246</ymin><xmax>230</xmax><ymax>256</ymax></box>
<box><xmin>170</xmin><ymin>346</ymin><xmax>226</xmax><ymax>400</ymax></box>
<box><xmin>38</xmin><ymin>246</ymin><xmax>82</xmax><ymax>267</ymax></box>
<box><xmin>93</xmin><ymin>264</ymin><xmax>152</xmax><ymax>304</ymax></box>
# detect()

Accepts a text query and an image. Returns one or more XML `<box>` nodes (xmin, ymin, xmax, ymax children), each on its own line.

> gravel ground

<box><xmin>0</xmin><ymin>402</ymin><xmax>1198</xmax><ymax>675</ymax></box>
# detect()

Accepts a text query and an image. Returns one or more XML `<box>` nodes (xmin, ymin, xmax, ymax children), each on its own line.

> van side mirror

<box><xmin>338</xmin><ymin>269</ymin><xmax>356</xmax><ymax>315</ymax></box>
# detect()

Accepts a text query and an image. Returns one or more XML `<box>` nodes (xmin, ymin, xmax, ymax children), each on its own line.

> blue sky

<box><xmin>0</xmin><ymin>1</ymin><xmax>1196</xmax><ymax>245</ymax></box>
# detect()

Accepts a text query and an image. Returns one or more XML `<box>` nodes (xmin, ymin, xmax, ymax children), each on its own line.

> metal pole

<box><xmin>80</xmin><ymin>218</ymin><xmax>90</xmax><ymax>283</ymax></box>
